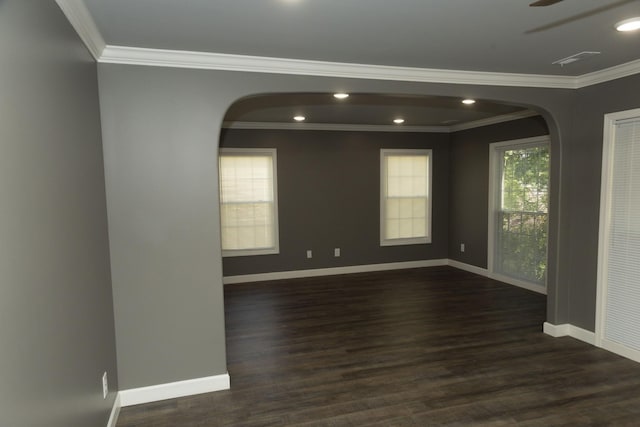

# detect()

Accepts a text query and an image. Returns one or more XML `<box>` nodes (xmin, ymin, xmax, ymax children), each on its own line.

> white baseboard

<box><xmin>447</xmin><ymin>259</ymin><xmax>489</xmax><ymax>277</ymax></box>
<box><xmin>223</xmin><ymin>259</ymin><xmax>449</xmax><ymax>284</ymax></box>
<box><xmin>106</xmin><ymin>393</ymin><xmax>121</xmax><ymax>427</ymax></box>
<box><xmin>120</xmin><ymin>373</ymin><xmax>230</xmax><ymax>407</ymax></box>
<box><xmin>543</xmin><ymin>322</ymin><xmax>596</xmax><ymax>345</ymax></box>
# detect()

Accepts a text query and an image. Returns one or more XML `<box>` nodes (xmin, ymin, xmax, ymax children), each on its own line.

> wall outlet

<box><xmin>102</xmin><ymin>372</ymin><xmax>108</xmax><ymax>399</ymax></box>
<box><xmin>460</xmin><ymin>243</ymin><xmax>465</xmax><ymax>253</ymax></box>
<box><xmin>334</xmin><ymin>248</ymin><xmax>340</xmax><ymax>257</ymax></box>
<box><xmin>306</xmin><ymin>250</ymin><xmax>312</xmax><ymax>259</ymax></box>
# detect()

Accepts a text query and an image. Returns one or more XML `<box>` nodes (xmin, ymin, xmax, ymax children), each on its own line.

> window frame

<box><xmin>219</xmin><ymin>147</ymin><xmax>280</xmax><ymax>257</ymax></box>
<box><xmin>380</xmin><ymin>148</ymin><xmax>433</xmax><ymax>246</ymax></box>
<box><xmin>487</xmin><ymin>136</ymin><xmax>550</xmax><ymax>294</ymax></box>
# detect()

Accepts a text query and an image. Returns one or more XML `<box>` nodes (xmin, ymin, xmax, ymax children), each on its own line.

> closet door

<box><xmin>596</xmin><ymin>109</ymin><xmax>640</xmax><ymax>363</ymax></box>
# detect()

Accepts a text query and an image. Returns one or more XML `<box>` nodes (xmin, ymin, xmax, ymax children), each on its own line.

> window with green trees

<box><xmin>494</xmin><ymin>142</ymin><xmax>549</xmax><ymax>286</ymax></box>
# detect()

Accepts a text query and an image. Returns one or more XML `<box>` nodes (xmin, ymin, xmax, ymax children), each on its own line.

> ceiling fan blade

<box><xmin>530</xmin><ymin>0</ymin><xmax>564</xmax><ymax>6</ymax></box>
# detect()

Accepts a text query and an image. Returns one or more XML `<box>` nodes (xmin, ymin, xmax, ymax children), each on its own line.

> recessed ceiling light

<box><xmin>334</xmin><ymin>93</ymin><xmax>349</xmax><ymax>99</ymax></box>
<box><xmin>462</xmin><ymin>99</ymin><xmax>476</xmax><ymax>105</ymax></box>
<box><xmin>393</xmin><ymin>118</ymin><xmax>405</xmax><ymax>124</ymax></box>
<box><xmin>293</xmin><ymin>115</ymin><xmax>306</xmax><ymax>122</ymax></box>
<box><xmin>616</xmin><ymin>17</ymin><xmax>640</xmax><ymax>32</ymax></box>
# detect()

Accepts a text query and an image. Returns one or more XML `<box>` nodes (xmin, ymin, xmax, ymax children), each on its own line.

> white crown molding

<box><xmin>223</xmin><ymin>111</ymin><xmax>541</xmax><ymax>134</ymax></box>
<box><xmin>55</xmin><ymin>0</ymin><xmax>105</xmax><ymax>60</ymax></box>
<box><xmin>449</xmin><ymin>110</ymin><xmax>540</xmax><ymax>132</ymax></box>
<box><xmin>100</xmin><ymin>45</ymin><xmax>578</xmax><ymax>89</ymax></box>
<box><xmin>222</xmin><ymin>121</ymin><xmax>449</xmax><ymax>133</ymax></box>
<box><xmin>576</xmin><ymin>58</ymin><xmax>640</xmax><ymax>89</ymax></box>
<box><xmin>58</xmin><ymin>6</ymin><xmax>640</xmax><ymax>89</ymax></box>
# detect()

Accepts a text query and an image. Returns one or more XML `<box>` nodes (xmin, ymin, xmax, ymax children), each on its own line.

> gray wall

<box><xmin>564</xmin><ymin>73</ymin><xmax>640</xmax><ymax>331</ymax></box>
<box><xmin>0</xmin><ymin>2</ymin><xmax>117</xmax><ymax>427</ymax></box>
<box><xmin>220</xmin><ymin>129</ymin><xmax>449</xmax><ymax>276</ymax></box>
<box><xmin>98</xmin><ymin>62</ymin><xmax>577</xmax><ymax>390</ymax></box>
<box><xmin>448</xmin><ymin>116</ymin><xmax>550</xmax><ymax>268</ymax></box>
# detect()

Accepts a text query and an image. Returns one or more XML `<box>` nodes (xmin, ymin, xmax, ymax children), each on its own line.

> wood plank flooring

<box><xmin>116</xmin><ymin>266</ymin><xmax>640</xmax><ymax>426</ymax></box>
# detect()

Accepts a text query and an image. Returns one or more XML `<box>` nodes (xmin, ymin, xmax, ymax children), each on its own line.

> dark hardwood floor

<box><xmin>117</xmin><ymin>267</ymin><xmax>640</xmax><ymax>426</ymax></box>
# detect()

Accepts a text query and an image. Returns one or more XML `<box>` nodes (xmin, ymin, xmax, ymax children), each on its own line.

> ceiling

<box><xmin>223</xmin><ymin>93</ymin><xmax>528</xmax><ymax>129</ymax></box>
<box><xmin>80</xmin><ymin>0</ymin><xmax>640</xmax><ymax>127</ymax></box>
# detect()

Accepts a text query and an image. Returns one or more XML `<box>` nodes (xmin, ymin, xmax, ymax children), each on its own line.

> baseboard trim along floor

<box><xmin>119</xmin><ymin>373</ymin><xmax>231</xmax><ymax>407</ymax></box>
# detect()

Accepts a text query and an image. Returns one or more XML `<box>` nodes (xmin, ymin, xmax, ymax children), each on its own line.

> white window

<box><xmin>488</xmin><ymin>136</ymin><xmax>550</xmax><ymax>294</ymax></box>
<box><xmin>380</xmin><ymin>149</ymin><xmax>432</xmax><ymax>246</ymax></box>
<box><xmin>219</xmin><ymin>148</ymin><xmax>279</xmax><ymax>257</ymax></box>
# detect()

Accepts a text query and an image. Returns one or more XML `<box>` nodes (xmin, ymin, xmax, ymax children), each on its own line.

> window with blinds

<box><xmin>219</xmin><ymin>148</ymin><xmax>279</xmax><ymax>257</ymax></box>
<box><xmin>380</xmin><ymin>149</ymin><xmax>432</xmax><ymax>246</ymax></box>
<box><xmin>597</xmin><ymin>111</ymin><xmax>640</xmax><ymax>363</ymax></box>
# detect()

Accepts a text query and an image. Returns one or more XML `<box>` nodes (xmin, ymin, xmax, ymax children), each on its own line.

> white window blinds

<box><xmin>603</xmin><ymin>117</ymin><xmax>640</xmax><ymax>354</ymax></box>
<box><xmin>219</xmin><ymin>149</ymin><xmax>279</xmax><ymax>256</ymax></box>
<box><xmin>380</xmin><ymin>149</ymin><xmax>432</xmax><ymax>246</ymax></box>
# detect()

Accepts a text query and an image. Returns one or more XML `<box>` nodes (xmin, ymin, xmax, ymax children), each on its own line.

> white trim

<box><xmin>119</xmin><ymin>373</ymin><xmax>231</xmax><ymax>407</ymax></box>
<box><xmin>488</xmin><ymin>136</ymin><xmax>551</xmax><ymax>296</ymax></box>
<box><xmin>576</xmin><ymin>58</ymin><xmax>640</xmax><ymax>89</ymax></box>
<box><xmin>55</xmin><ymin>0</ymin><xmax>105</xmax><ymax>60</ymax></box>
<box><xmin>449</xmin><ymin>110</ymin><xmax>540</xmax><ymax>132</ymax></box>
<box><xmin>222</xmin><ymin>111</ymin><xmax>541</xmax><ymax>134</ymax></box>
<box><xmin>106</xmin><ymin>393</ymin><xmax>121</xmax><ymax>427</ymax></box>
<box><xmin>99</xmin><ymin>45</ymin><xmax>579</xmax><ymax>89</ymax></box>
<box><xmin>543</xmin><ymin>322</ymin><xmax>570</xmax><ymax>338</ymax></box>
<box><xmin>447</xmin><ymin>259</ymin><xmax>489</xmax><ymax>277</ymax></box>
<box><xmin>380</xmin><ymin>149</ymin><xmax>433</xmax><ymax>247</ymax></box>
<box><xmin>488</xmin><ymin>272</ymin><xmax>547</xmax><ymax>295</ymax></box>
<box><xmin>219</xmin><ymin>148</ymin><xmax>280</xmax><ymax>258</ymax></box>
<box><xmin>223</xmin><ymin>259</ymin><xmax>448</xmax><ymax>284</ymax></box>
<box><xmin>222</xmin><ymin>121</ymin><xmax>449</xmax><ymax>133</ymax></box>
<box><xmin>56</xmin><ymin>6</ymin><xmax>640</xmax><ymax>89</ymax></box>
<box><xmin>543</xmin><ymin>323</ymin><xmax>596</xmax><ymax>345</ymax></box>
<box><xmin>595</xmin><ymin>108</ymin><xmax>640</xmax><ymax>364</ymax></box>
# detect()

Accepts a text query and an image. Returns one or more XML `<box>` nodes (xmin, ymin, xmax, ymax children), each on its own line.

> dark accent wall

<box><xmin>220</xmin><ymin>129</ymin><xmax>449</xmax><ymax>276</ymax></box>
<box><xmin>448</xmin><ymin>116</ymin><xmax>549</xmax><ymax>268</ymax></box>
<box><xmin>564</xmin><ymin>73</ymin><xmax>640</xmax><ymax>331</ymax></box>
<box><xmin>0</xmin><ymin>2</ymin><xmax>117</xmax><ymax>427</ymax></box>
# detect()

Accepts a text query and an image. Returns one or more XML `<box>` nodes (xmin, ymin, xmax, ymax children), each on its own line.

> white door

<box><xmin>488</xmin><ymin>136</ymin><xmax>550</xmax><ymax>294</ymax></box>
<box><xmin>596</xmin><ymin>109</ymin><xmax>640</xmax><ymax>363</ymax></box>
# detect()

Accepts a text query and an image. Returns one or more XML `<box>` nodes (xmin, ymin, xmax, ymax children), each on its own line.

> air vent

<box><xmin>552</xmin><ymin>51</ymin><xmax>601</xmax><ymax>66</ymax></box>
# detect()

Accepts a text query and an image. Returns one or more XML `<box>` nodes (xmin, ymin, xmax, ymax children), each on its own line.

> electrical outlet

<box><xmin>334</xmin><ymin>248</ymin><xmax>340</xmax><ymax>257</ymax></box>
<box><xmin>460</xmin><ymin>243</ymin><xmax>465</xmax><ymax>253</ymax></box>
<box><xmin>306</xmin><ymin>250</ymin><xmax>312</xmax><ymax>259</ymax></box>
<box><xmin>102</xmin><ymin>372</ymin><xmax>108</xmax><ymax>399</ymax></box>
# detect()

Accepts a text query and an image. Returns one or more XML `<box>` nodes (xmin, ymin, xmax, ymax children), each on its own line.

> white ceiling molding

<box><xmin>449</xmin><ymin>110</ymin><xmax>540</xmax><ymax>132</ymax></box>
<box><xmin>575</xmin><ymin>58</ymin><xmax>640</xmax><ymax>89</ymax></box>
<box><xmin>55</xmin><ymin>0</ymin><xmax>105</xmax><ymax>60</ymax></box>
<box><xmin>222</xmin><ymin>111</ymin><xmax>541</xmax><ymax>133</ymax></box>
<box><xmin>100</xmin><ymin>45</ymin><xmax>578</xmax><ymax>89</ymax></box>
<box><xmin>222</xmin><ymin>121</ymin><xmax>449</xmax><ymax>133</ymax></box>
<box><xmin>59</xmin><ymin>2</ymin><xmax>640</xmax><ymax>90</ymax></box>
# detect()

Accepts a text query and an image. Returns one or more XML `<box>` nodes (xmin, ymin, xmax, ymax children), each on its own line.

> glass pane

<box><xmin>495</xmin><ymin>144</ymin><xmax>549</xmax><ymax>285</ymax></box>
<box><xmin>219</xmin><ymin>152</ymin><xmax>276</xmax><ymax>251</ymax></box>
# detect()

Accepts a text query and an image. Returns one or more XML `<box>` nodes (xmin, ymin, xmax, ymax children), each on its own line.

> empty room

<box><xmin>3</xmin><ymin>1</ymin><xmax>640</xmax><ymax>426</ymax></box>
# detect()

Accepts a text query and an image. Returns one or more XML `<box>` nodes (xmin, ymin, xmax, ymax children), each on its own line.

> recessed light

<box><xmin>393</xmin><ymin>118</ymin><xmax>405</xmax><ymax>124</ymax></box>
<box><xmin>462</xmin><ymin>99</ymin><xmax>476</xmax><ymax>105</ymax></box>
<box><xmin>293</xmin><ymin>115</ymin><xmax>306</xmax><ymax>122</ymax></box>
<box><xmin>616</xmin><ymin>17</ymin><xmax>640</xmax><ymax>32</ymax></box>
<box><xmin>334</xmin><ymin>93</ymin><xmax>349</xmax><ymax>99</ymax></box>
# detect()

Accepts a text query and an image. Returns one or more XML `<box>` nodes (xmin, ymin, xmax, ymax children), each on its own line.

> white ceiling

<box><xmin>78</xmin><ymin>0</ymin><xmax>640</xmax><ymax>127</ymax></box>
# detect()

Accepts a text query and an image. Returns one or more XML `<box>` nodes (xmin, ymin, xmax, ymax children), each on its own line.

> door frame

<box><xmin>595</xmin><ymin>108</ymin><xmax>640</xmax><ymax>363</ymax></box>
